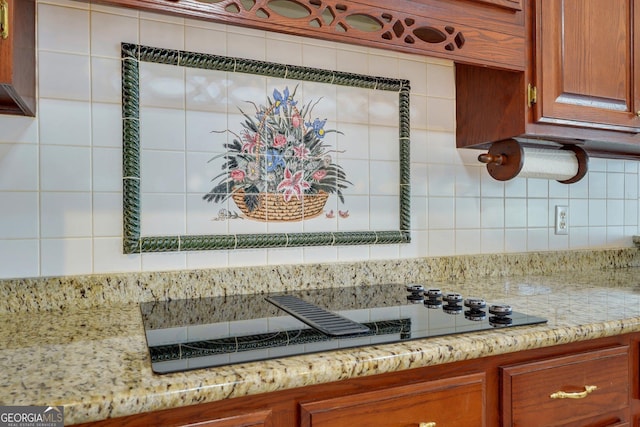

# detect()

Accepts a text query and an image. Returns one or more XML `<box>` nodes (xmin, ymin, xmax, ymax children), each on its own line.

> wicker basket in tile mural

<box><xmin>231</xmin><ymin>189</ymin><xmax>328</xmax><ymax>222</ymax></box>
<box><xmin>203</xmin><ymin>85</ymin><xmax>350</xmax><ymax>222</ymax></box>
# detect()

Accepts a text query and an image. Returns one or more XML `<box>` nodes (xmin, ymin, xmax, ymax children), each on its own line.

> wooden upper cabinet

<box><xmin>469</xmin><ymin>0</ymin><xmax>523</xmax><ymax>11</ymax></box>
<box><xmin>0</xmin><ymin>0</ymin><xmax>35</xmax><ymax>116</ymax></box>
<box><xmin>535</xmin><ymin>0</ymin><xmax>640</xmax><ymax>133</ymax></box>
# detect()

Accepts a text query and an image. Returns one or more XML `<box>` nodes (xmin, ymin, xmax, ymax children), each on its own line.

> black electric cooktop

<box><xmin>140</xmin><ymin>284</ymin><xmax>547</xmax><ymax>374</ymax></box>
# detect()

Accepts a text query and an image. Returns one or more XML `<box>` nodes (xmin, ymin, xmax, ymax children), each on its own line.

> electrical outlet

<box><xmin>555</xmin><ymin>205</ymin><xmax>569</xmax><ymax>235</ymax></box>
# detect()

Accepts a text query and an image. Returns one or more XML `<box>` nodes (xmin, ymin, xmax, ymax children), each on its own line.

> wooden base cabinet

<box><xmin>73</xmin><ymin>334</ymin><xmax>640</xmax><ymax>427</ymax></box>
<box><xmin>299</xmin><ymin>373</ymin><xmax>485</xmax><ymax>427</ymax></box>
<box><xmin>501</xmin><ymin>346</ymin><xmax>630</xmax><ymax>427</ymax></box>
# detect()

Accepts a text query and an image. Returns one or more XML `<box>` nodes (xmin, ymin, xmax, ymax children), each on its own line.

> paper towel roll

<box><xmin>518</xmin><ymin>147</ymin><xmax>579</xmax><ymax>180</ymax></box>
<box><xmin>477</xmin><ymin>139</ymin><xmax>588</xmax><ymax>183</ymax></box>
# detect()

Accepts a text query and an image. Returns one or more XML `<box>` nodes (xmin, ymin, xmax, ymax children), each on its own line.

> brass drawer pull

<box><xmin>0</xmin><ymin>0</ymin><xmax>8</xmax><ymax>39</ymax></box>
<box><xmin>550</xmin><ymin>385</ymin><xmax>597</xmax><ymax>399</ymax></box>
<box><xmin>419</xmin><ymin>423</ymin><xmax>436</xmax><ymax>427</ymax></box>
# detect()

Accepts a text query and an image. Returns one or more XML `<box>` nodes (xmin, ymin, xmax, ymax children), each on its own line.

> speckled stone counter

<box><xmin>1</xmin><ymin>249</ymin><xmax>640</xmax><ymax>424</ymax></box>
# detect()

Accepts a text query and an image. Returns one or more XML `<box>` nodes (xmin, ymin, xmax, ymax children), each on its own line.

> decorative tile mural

<box><xmin>121</xmin><ymin>43</ymin><xmax>411</xmax><ymax>253</ymax></box>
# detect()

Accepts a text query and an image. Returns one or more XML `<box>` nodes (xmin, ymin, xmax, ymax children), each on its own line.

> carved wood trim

<box><xmin>85</xmin><ymin>0</ymin><xmax>526</xmax><ymax>70</ymax></box>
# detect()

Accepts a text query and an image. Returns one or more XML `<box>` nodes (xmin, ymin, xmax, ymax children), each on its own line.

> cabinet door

<box><xmin>299</xmin><ymin>372</ymin><xmax>485</xmax><ymax>427</ymax></box>
<box><xmin>0</xmin><ymin>0</ymin><xmax>35</xmax><ymax>116</ymax></box>
<box><xmin>536</xmin><ymin>0</ymin><xmax>640</xmax><ymax>133</ymax></box>
<box><xmin>501</xmin><ymin>346</ymin><xmax>629</xmax><ymax>427</ymax></box>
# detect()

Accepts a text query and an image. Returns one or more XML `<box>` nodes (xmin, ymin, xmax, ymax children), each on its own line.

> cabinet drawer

<box><xmin>300</xmin><ymin>372</ymin><xmax>484</xmax><ymax>427</ymax></box>
<box><xmin>501</xmin><ymin>346</ymin><xmax>629</xmax><ymax>427</ymax></box>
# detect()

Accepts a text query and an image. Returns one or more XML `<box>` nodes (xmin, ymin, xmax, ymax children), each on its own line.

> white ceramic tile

<box><xmin>186</xmin><ymin>250</ymin><xmax>229</xmax><ymax>269</ymax></box>
<box><xmin>426</xmin><ymin>63</ymin><xmax>455</xmax><ymax>99</ymax></box>
<box><xmin>92</xmin><ymin>103</ymin><xmax>122</xmax><ymax>148</ymax></box>
<box><xmin>607</xmin><ymin>159</ymin><xmax>625</xmax><ymax>173</ymax></box>
<box><xmin>368</xmin><ymin>54</ymin><xmax>399</xmax><ymax>78</ymax></box>
<box><xmin>410</xmin><ymin>196</ymin><xmax>427</xmax><ymax>231</ymax></box>
<box><xmin>0</xmin><ymin>143</ymin><xmax>38</xmax><ymax>191</ymax></box>
<box><xmin>398</xmin><ymin>59</ymin><xmax>427</xmax><ymax>95</ymax></box>
<box><xmin>370</xmin><ymin>196</ymin><xmax>399</xmax><ymax>229</ymax></box>
<box><xmin>455</xmin><ymin>229</ymin><xmax>481</xmax><ymax>255</ymax></box>
<box><xmin>38</xmin><ymin>52</ymin><xmax>91</xmax><ymax>101</ymax></box>
<box><xmin>91</xmin><ymin>11</ymin><xmax>139</xmax><ymax>57</ymax></box>
<box><xmin>40</xmin><ymin>192</ymin><xmax>92</xmax><ymax>238</ymax></box>
<box><xmin>455</xmin><ymin>197</ymin><xmax>480</xmax><ymax>229</ymax></box>
<box><xmin>140</xmin><ymin>19</ymin><xmax>185</xmax><ymax>50</ymax></box>
<box><xmin>90</xmin><ymin>2</ymin><xmax>138</xmax><ymax>17</ymax></box>
<box><xmin>302</xmin><ymin>246</ymin><xmax>338</xmax><ymax>264</ymax></box>
<box><xmin>265</xmin><ymin>38</ymin><xmax>303</xmax><ymax>67</ymax></box>
<box><xmin>369</xmin><ymin>92</ymin><xmax>399</xmax><ymax>128</ymax></box>
<box><xmin>400</xmin><ymin>230</ymin><xmax>427</xmax><ymax>258</ymax></box>
<box><xmin>624</xmin><ymin>200</ymin><xmax>638</xmax><ymax>227</ymax></box>
<box><xmin>140</xmin><ymin>63</ymin><xmax>186</xmax><ymax>109</ymax></box>
<box><xmin>337</xmin><ymin>123</ymin><xmax>369</xmax><ymax>160</ymax></box>
<box><xmin>228</xmin><ymin>248</ymin><xmax>267</xmax><ymax>266</ymax></box>
<box><xmin>185</xmin><ymin>68</ymin><xmax>230</xmax><ymax>113</ymax></box>
<box><xmin>588</xmin><ymin>171</ymin><xmax>607</xmax><ymax>198</ymax></box>
<box><xmin>340</xmin><ymin>159</ymin><xmax>369</xmax><ymax>195</ymax></box>
<box><xmin>336</xmin><ymin>86</ymin><xmax>368</xmax><ymax>125</ymax></box>
<box><xmin>0</xmin><ymin>115</ymin><xmax>38</xmax><ymax>144</ymax></box>
<box><xmin>428</xmin><ymin>197</ymin><xmax>454</xmax><ymax>229</ymax></box>
<box><xmin>141</xmin><ymin>252</ymin><xmax>187</xmax><ymax>271</ymax></box>
<box><xmin>607</xmin><ymin>172</ymin><xmax>625</xmax><ymax>199</ymax></box>
<box><xmin>588</xmin><ymin>226</ymin><xmax>607</xmax><ymax>247</ymax></box>
<box><xmin>91</xmin><ymin>57</ymin><xmax>121</xmax><ymax>103</ymax></box>
<box><xmin>185</xmin><ymin>111</ymin><xmax>228</xmax><ymax>153</ymax></box>
<box><xmin>606</xmin><ymin>226</ymin><xmax>626</xmax><ymax>247</ymax></box>
<box><xmin>40</xmin><ymin>145</ymin><xmax>91</xmax><ymax>192</ymax></box>
<box><xmin>607</xmin><ymin>199</ymin><xmax>624</xmax><ymax>226</ymax></box>
<box><xmin>369</xmin><ymin>243</ymin><xmax>400</xmax><ymax>260</ymax></box>
<box><xmin>337</xmin><ymin>195</ymin><xmax>368</xmax><ymax>231</ymax></box>
<box><xmin>267</xmin><ymin>247</ymin><xmax>304</xmax><ymax>265</ymax></box>
<box><xmin>548</xmin><ymin>229</ymin><xmax>569</xmax><ymax>251</ymax></box>
<box><xmin>92</xmin><ymin>147</ymin><xmax>121</xmax><ymax>192</ymax></box>
<box><xmin>410</xmin><ymin>94</ymin><xmax>428</xmax><ymax>130</ymax></box>
<box><xmin>426</xmin><ymin>97</ymin><xmax>454</xmax><ymax>132</ymax></box>
<box><xmin>569</xmin><ymin>174</ymin><xmax>589</xmax><ymax>198</ymax></box>
<box><xmin>186</xmin><ymin>194</ymin><xmax>229</xmax><ymax>235</ymax></box>
<box><xmin>428</xmin><ymin>229</ymin><xmax>455</xmax><ymax>256</ymax></box>
<box><xmin>185</xmin><ymin>26</ymin><xmax>227</xmax><ymax>56</ymax></box>
<box><xmin>480</xmin><ymin>173</ymin><xmax>504</xmax><ymax>197</ymax></box>
<box><xmin>569</xmin><ymin>226</ymin><xmax>590</xmax><ymax>249</ymax></box>
<box><xmin>301</xmin><ymin>44</ymin><xmax>336</xmax><ymax>70</ymax></box>
<box><xmin>369</xmin><ymin>160</ymin><xmax>399</xmax><ymax>195</ymax></box>
<box><xmin>526</xmin><ymin>178</ymin><xmax>548</xmax><ymax>198</ymax></box>
<box><xmin>527</xmin><ymin>199</ymin><xmax>548</xmax><ymax>228</ymax></box>
<box><xmin>549</xmin><ymin>180</ymin><xmax>570</xmax><ymax>198</ymax></box>
<box><xmin>0</xmin><ymin>239</ymin><xmax>39</xmax><ymax>279</ymax></box>
<box><xmin>41</xmin><ymin>238</ymin><xmax>93</xmax><ymax>276</ymax></box>
<box><xmin>588</xmin><ymin>199</ymin><xmax>607</xmax><ymax>227</ymax></box>
<box><xmin>624</xmin><ymin>173</ymin><xmax>638</xmax><ymax>199</ymax></box>
<box><xmin>227</xmin><ymin>32</ymin><xmax>266</xmax><ymax>61</ymax></box>
<box><xmin>428</xmin><ymin>164</ymin><xmax>455</xmax><ymax>197</ymax></box>
<box><xmin>569</xmin><ymin>199</ymin><xmax>589</xmax><ymax>227</ymax></box>
<box><xmin>504</xmin><ymin>198</ymin><xmax>527</xmax><ymax>228</ymax></box>
<box><xmin>480</xmin><ymin>198</ymin><xmax>504</xmax><ymax>228</ymax></box>
<box><xmin>0</xmin><ymin>192</ymin><xmax>38</xmax><ymax>239</ymax></box>
<box><xmin>504</xmin><ymin>229</ymin><xmax>527</xmax><ymax>253</ymax></box>
<box><xmin>92</xmin><ymin>192</ymin><xmax>121</xmax><ymax>237</ymax></box>
<box><xmin>140</xmin><ymin>150</ymin><xmax>186</xmax><ymax>193</ymax></box>
<box><xmin>140</xmin><ymin>194</ymin><xmax>186</xmax><ymax>235</ymax></box>
<box><xmin>38</xmin><ymin>3</ymin><xmax>90</xmax><ymax>53</ymax></box>
<box><xmin>454</xmin><ymin>165</ymin><xmax>481</xmax><ymax>198</ymax></box>
<box><xmin>39</xmin><ymin>99</ymin><xmax>91</xmax><ymax>146</ymax></box>
<box><xmin>527</xmin><ymin>228</ymin><xmax>548</xmax><ymax>251</ymax></box>
<box><xmin>337</xmin><ymin>49</ymin><xmax>368</xmax><ymax>75</ymax></box>
<box><xmin>140</xmin><ymin>108</ymin><xmax>186</xmax><ymax>151</ymax></box>
<box><xmin>504</xmin><ymin>177</ymin><xmax>527</xmax><ymax>197</ymax></box>
<box><xmin>335</xmin><ymin>245</ymin><xmax>370</xmax><ymax>262</ymax></box>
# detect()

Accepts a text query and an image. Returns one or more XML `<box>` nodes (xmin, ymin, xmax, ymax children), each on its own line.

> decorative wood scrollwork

<box><xmin>183</xmin><ymin>0</ymin><xmax>466</xmax><ymax>53</ymax></box>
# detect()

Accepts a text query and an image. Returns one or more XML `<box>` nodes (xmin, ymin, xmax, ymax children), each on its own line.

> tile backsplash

<box><xmin>0</xmin><ymin>0</ymin><xmax>638</xmax><ymax>280</ymax></box>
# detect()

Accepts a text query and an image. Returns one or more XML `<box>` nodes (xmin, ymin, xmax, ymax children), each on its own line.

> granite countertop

<box><xmin>2</xmin><ymin>267</ymin><xmax>640</xmax><ymax>425</ymax></box>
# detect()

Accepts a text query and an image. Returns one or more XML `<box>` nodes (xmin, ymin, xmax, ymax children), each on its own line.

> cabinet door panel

<box><xmin>300</xmin><ymin>372</ymin><xmax>484</xmax><ymax>427</ymax></box>
<box><xmin>537</xmin><ymin>0</ymin><xmax>640</xmax><ymax>132</ymax></box>
<box><xmin>501</xmin><ymin>346</ymin><xmax>629</xmax><ymax>427</ymax></box>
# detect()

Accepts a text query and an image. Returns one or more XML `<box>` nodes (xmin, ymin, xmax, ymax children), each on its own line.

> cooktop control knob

<box><xmin>443</xmin><ymin>292</ymin><xmax>463</xmax><ymax>305</ymax></box>
<box><xmin>406</xmin><ymin>284</ymin><xmax>425</xmax><ymax>293</ymax></box>
<box><xmin>464</xmin><ymin>297</ymin><xmax>487</xmax><ymax>310</ymax></box>
<box><xmin>489</xmin><ymin>303</ymin><xmax>513</xmax><ymax>317</ymax></box>
<box><xmin>425</xmin><ymin>288</ymin><xmax>443</xmax><ymax>299</ymax></box>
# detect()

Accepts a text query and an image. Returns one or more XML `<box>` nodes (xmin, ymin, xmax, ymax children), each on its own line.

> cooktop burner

<box><xmin>140</xmin><ymin>284</ymin><xmax>547</xmax><ymax>374</ymax></box>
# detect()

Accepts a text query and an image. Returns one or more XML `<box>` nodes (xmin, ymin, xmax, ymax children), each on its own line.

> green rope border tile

<box><xmin>121</xmin><ymin>43</ymin><xmax>411</xmax><ymax>253</ymax></box>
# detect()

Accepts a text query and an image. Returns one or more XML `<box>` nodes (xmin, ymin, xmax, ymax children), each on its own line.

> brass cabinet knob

<box><xmin>419</xmin><ymin>423</ymin><xmax>436</xmax><ymax>427</ymax></box>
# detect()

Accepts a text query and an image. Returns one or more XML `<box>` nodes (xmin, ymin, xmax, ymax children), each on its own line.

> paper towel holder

<box><xmin>477</xmin><ymin>139</ymin><xmax>588</xmax><ymax>183</ymax></box>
